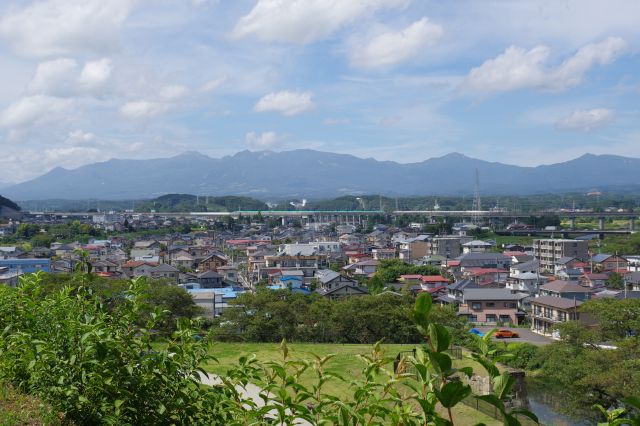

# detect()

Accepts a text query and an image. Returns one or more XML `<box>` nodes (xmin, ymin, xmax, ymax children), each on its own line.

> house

<box><xmin>462</xmin><ymin>268</ymin><xmax>508</xmax><ymax>285</ymax></box>
<box><xmin>530</xmin><ymin>296</ymin><xmax>582</xmax><ymax>337</ymax></box>
<box><xmin>0</xmin><ymin>258</ymin><xmax>50</xmax><ymax>274</ymax></box>
<box><xmin>539</xmin><ymin>280</ymin><xmax>592</xmax><ymax>301</ymax></box>
<box><xmin>624</xmin><ymin>272</ymin><xmax>640</xmax><ymax>291</ymax></box>
<box><xmin>419</xmin><ymin>275</ymin><xmax>449</xmax><ymax>290</ymax></box>
<box><xmin>187</xmin><ymin>287</ymin><xmax>245</xmax><ymax>318</ymax></box>
<box><xmin>317</xmin><ymin>283</ymin><xmax>368</xmax><ymax>299</ymax></box>
<box><xmin>121</xmin><ymin>261</ymin><xmax>158</xmax><ymax>278</ymax></box>
<box><xmin>579</xmin><ymin>273</ymin><xmax>608</xmax><ymax>288</ymax></box>
<box><xmin>170</xmin><ymin>251</ymin><xmax>196</xmax><ymax>270</ymax></box>
<box><xmin>590</xmin><ymin>254</ymin><xmax>628</xmax><ymax>272</ymax></box>
<box><xmin>457</xmin><ymin>252</ymin><xmax>512</xmax><ymax>269</ymax></box>
<box><xmin>342</xmin><ymin>259</ymin><xmax>379</xmax><ymax>277</ymax></box>
<box><xmin>371</xmin><ymin>248</ymin><xmax>395</xmax><ymax>260</ymax></box>
<box><xmin>0</xmin><ymin>246</ymin><xmax>23</xmax><ymax>259</ymax></box>
<box><xmin>197</xmin><ymin>270</ymin><xmax>226</xmax><ymax>288</ymax></box>
<box><xmin>457</xmin><ymin>289</ymin><xmax>527</xmax><ymax>325</ymax></box>
<box><xmin>150</xmin><ymin>263</ymin><xmax>180</xmax><ymax>282</ymax></box>
<box><xmin>462</xmin><ymin>240</ymin><xmax>494</xmax><ymax>253</ymax></box>
<box><xmin>197</xmin><ymin>252</ymin><xmax>229</xmax><ymax>272</ymax></box>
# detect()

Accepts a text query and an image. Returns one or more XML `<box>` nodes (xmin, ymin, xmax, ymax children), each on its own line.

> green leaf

<box><xmin>428</xmin><ymin>323</ymin><xmax>451</xmax><ymax>353</ymax></box>
<box><xmin>435</xmin><ymin>381</ymin><xmax>471</xmax><ymax>408</ymax></box>
<box><xmin>511</xmin><ymin>408</ymin><xmax>539</xmax><ymax>424</ymax></box>
<box><xmin>428</xmin><ymin>352</ymin><xmax>452</xmax><ymax>373</ymax></box>
<box><xmin>492</xmin><ymin>372</ymin><xmax>514</xmax><ymax>399</ymax></box>
<box><xmin>414</xmin><ymin>293</ymin><xmax>432</xmax><ymax>316</ymax></box>
<box><xmin>477</xmin><ymin>394</ymin><xmax>505</xmax><ymax>413</ymax></box>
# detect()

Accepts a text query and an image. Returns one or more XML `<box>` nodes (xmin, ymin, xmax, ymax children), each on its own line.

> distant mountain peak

<box><xmin>173</xmin><ymin>151</ymin><xmax>209</xmax><ymax>159</ymax></box>
<box><xmin>4</xmin><ymin>149</ymin><xmax>640</xmax><ymax>200</ymax></box>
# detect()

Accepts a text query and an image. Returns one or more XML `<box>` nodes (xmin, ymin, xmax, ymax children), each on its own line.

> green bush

<box><xmin>0</xmin><ymin>272</ymin><xmax>229</xmax><ymax>425</ymax></box>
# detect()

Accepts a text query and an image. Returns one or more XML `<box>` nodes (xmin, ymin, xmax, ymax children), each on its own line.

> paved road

<box><xmin>475</xmin><ymin>326</ymin><xmax>554</xmax><ymax>346</ymax></box>
<box><xmin>199</xmin><ymin>373</ymin><xmax>311</xmax><ymax>425</ymax></box>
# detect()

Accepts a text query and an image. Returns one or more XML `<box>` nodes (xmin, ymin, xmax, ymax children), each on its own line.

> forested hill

<box><xmin>0</xmin><ymin>195</ymin><xmax>21</xmax><ymax>211</ymax></box>
<box><xmin>134</xmin><ymin>194</ymin><xmax>268</xmax><ymax>212</ymax></box>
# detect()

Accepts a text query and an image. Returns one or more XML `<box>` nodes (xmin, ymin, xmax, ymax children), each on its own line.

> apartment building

<box><xmin>533</xmin><ymin>239</ymin><xmax>588</xmax><ymax>271</ymax></box>
<box><xmin>530</xmin><ymin>296</ymin><xmax>582</xmax><ymax>337</ymax></box>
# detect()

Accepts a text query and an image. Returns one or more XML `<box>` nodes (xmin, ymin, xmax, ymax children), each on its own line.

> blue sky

<box><xmin>0</xmin><ymin>0</ymin><xmax>638</xmax><ymax>183</ymax></box>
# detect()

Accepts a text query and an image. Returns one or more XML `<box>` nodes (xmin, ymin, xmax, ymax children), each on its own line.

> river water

<box><xmin>525</xmin><ymin>377</ymin><xmax>596</xmax><ymax>426</ymax></box>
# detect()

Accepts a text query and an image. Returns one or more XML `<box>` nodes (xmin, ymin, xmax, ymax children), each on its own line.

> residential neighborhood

<box><xmin>1</xmin><ymin>206</ymin><xmax>638</xmax><ymax>342</ymax></box>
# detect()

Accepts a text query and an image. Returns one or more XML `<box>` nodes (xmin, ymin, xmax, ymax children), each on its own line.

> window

<box><xmin>471</xmin><ymin>302</ymin><xmax>482</xmax><ymax>310</ymax></box>
<box><xmin>486</xmin><ymin>302</ymin><xmax>495</xmax><ymax>307</ymax></box>
<box><xmin>469</xmin><ymin>315</ymin><xmax>477</xmax><ymax>322</ymax></box>
<box><xmin>486</xmin><ymin>315</ymin><xmax>497</xmax><ymax>323</ymax></box>
<box><xmin>504</xmin><ymin>302</ymin><xmax>517</xmax><ymax>308</ymax></box>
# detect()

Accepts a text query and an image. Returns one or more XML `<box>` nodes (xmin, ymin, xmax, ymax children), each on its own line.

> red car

<box><xmin>494</xmin><ymin>329</ymin><xmax>519</xmax><ymax>339</ymax></box>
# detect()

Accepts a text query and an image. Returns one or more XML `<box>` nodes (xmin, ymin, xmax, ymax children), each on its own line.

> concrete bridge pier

<box><xmin>569</xmin><ymin>217</ymin><xmax>576</xmax><ymax>230</ymax></box>
<box><xmin>631</xmin><ymin>217</ymin><xmax>636</xmax><ymax>231</ymax></box>
<box><xmin>598</xmin><ymin>217</ymin><xmax>605</xmax><ymax>231</ymax></box>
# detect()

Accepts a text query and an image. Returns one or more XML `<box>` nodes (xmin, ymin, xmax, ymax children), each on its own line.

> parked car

<box><xmin>470</xmin><ymin>328</ymin><xmax>485</xmax><ymax>337</ymax></box>
<box><xmin>494</xmin><ymin>329</ymin><xmax>519</xmax><ymax>339</ymax></box>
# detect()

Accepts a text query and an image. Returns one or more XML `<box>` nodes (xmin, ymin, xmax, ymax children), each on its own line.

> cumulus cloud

<box><xmin>120</xmin><ymin>84</ymin><xmax>192</xmax><ymax>119</ymax></box>
<box><xmin>254</xmin><ymin>90</ymin><xmax>314</xmax><ymax>116</ymax></box>
<box><xmin>245</xmin><ymin>131</ymin><xmax>281</xmax><ymax>149</ymax></box>
<box><xmin>231</xmin><ymin>0</ymin><xmax>406</xmax><ymax>44</ymax></box>
<box><xmin>27</xmin><ymin>57</ymin><xmax>112</xmax><ymax>97</ymax></box>
<box><xmin>464</xmin><ymin>37</ymin><xmax>627</xmax><ymax>93</ymax></box>
<box><xmin>78</xmin><ymin>58</ymin><xmax>112</xmax><ymax>91</ymax></box>
<box><xmin>556</xmin><ymin>108</ymin><xmax>615</xmax><ymax>132</ymax></box>
<box><xmin>120</xmin><ymin>100</ymin><xmax>168</xmax><ymax>119</ymax></box>
<box><xmin>65</xmin><ymin>129</ymin><xmax>97</xmax><ymax>145</ymax></box>
<box><xmin>0</xmin><ymin>95</ymin><xmax>72</xmax><ymax>128</ymax></box>
<box><xmin>350</xmin><ymin>17</ymin><xmax>442</xmax><ymax>68</ymax></box>
<box><xmin>0</xmin><ymin>0</ymin><xmax>137</xmax><ymax>57</ymax></box>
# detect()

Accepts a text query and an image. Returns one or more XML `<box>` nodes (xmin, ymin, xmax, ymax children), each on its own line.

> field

<box><xmin>204</xmin><ymin>342</ymin><xmax>500</xmax><ymax>425</ymax></box>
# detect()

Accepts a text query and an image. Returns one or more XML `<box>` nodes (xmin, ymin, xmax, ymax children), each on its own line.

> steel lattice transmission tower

<box><xmin>472</xmin><ymin>169</ymin><xmax>481</xmax><ymax>223</ymax></box>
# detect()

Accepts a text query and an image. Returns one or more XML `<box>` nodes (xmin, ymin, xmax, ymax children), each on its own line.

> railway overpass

<box><xmin>27</xmin><ymin>209</ymin><xmax>639</xmax><ymax>231</ymax></box>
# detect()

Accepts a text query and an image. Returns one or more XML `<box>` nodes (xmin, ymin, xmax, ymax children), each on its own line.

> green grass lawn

<box><xmin>203</xmin><ymin>342</ymin><xmax>500</xmax><ymax>425</ymax></box>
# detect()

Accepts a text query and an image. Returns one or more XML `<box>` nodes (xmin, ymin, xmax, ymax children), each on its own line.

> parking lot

<box><xmin>475</xmin><ymin>326</ymin><xmax>554</xmax><ymax>346</ymax></box>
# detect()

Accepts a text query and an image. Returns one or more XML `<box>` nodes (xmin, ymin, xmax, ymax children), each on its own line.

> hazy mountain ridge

<box><xmin>4</xmin><ymin>150</ymin><xmax>640</xmax><ymax>200</ymax></box>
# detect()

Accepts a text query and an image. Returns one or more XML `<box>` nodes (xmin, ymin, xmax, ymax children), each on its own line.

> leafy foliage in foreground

<box><xmin>0</xmin><ymin>272</ymin><xmax>636</xmax><ymax>425</ymax></box>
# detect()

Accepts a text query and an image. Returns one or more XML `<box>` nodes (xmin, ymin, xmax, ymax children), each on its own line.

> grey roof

<box><xmin>540</xmin><ymin>280</ymin><xmax>590</xmax><ymax>293</ymax></box>
<box><xmin>591</xmin><ymin>254</ymin><xmax>614</xmax><ymax>263</ymax></box>
<box><xmin>625</xmin><ymin>272</ymin><xmax>640</xmax><ymax>284</ymax></box>
<box><xmin>456</xmin><ymin>252</ymin><xmax>510</xmax><ymax>261</ymax></box>
<box><xmin>511</xmin><ymin>259</ymin><xmax>539</xmax><ymax>271</ymax></box>
<box><xmin>315</xmin><ymin>269</ymin><xmax>341</xmax><ymax>284</ymax></box>
<box><xmin>531</xmin><ymin>296</ymin><xmax>583</xmax><ymax>309</ymax></box>
<box><xmin>317</xmin><ymin>283</ymin><xmax>368</xmax><ymax>296</ymax></box>
<box><xmin>153</xmin><ymin>263</ymin><xmax>179</xmax><ymax>272</ymax></box>
<box><xmin>556</xmin><ymin>256</ymin><xmax>577</xmax><ymax>265</ymax></box>
<box><xmin>197</xmin><ymin>270</ymin><xmax>222</xmax><ymax>279</ymax></box>
<box><xmin>463</xmin><ymin>289</ymin><xmax>527</xmax><ymax>301</ymax></box>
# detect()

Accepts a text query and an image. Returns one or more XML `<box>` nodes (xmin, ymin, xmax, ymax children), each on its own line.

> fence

<box><xmin>461</xmin><ymin>396</ymin><xmax>543</xmax><ymax>425</ymax></box>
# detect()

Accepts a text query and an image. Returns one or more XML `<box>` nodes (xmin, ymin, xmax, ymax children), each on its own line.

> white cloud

<box><xmin>78</xmin><ymin>58</ymin><xmax>112</xmax><ymax>91</ymax></box>
<box><xmin>0</xmin><ymin>0</ymin><xmax>137</xmax><ymax>57</ymax></box>
<box><xmin>0</xmin><ymin>95</ymin><xmax>72</xmax><ymax>128</ymax></box>
<box><xmin>65</xmin><ymin>129</ymin><xmax>97</xmax><ymax>145</ymax></box>
<box><xmin>27</xmin><ymin>58</ymin><xmax>112</xmax><ymax>97</ymax></box>
<box><xmin>120</xmin><ymin>100</ymin><xmax>168</xmax><ymax>119</ymax></box>
<box><xmin>464</xmin><ymin>37</ymin><xmax>628</xmax><ymax>93</ymax></box>
<box><xmin>254</xmin><ymin>90</ymin><xmax>314</xmax><ymax>116</ymax></box>
<box><xmin>350</xmin><ymin>17</ymin><xmax>442</xmax><ymax>68</ymax></box>
<box><xmin>231</xmin><ymin>0</ymin><xmax>406</xmax><ymax>44</ymax></box>
<box><xmin>201</xmin><ymin>77</ymin><xmax>227</xmax><ymax>93</ymax></box>
<box><xmin>160</xmin><ymin>85</ymin><xmax>190</xmax><ymax>101</ymax></box>
<box><xmin>245</xmin><ymin>131</ymin><xmax>281</xmax><ymax>149</ymax></box>
<box><xmin>42</xmin><ymin>146</ymin><xmax>103</xmax><ymax>169</ymax></box>
<box><xmin>556</xmin><ymin>108</ymin><xmax>615</xmax><ymax>132</ymax></box>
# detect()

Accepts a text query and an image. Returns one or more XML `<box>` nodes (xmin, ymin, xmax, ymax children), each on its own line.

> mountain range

<box><xmin>3</xmin><ymin>150</ymin><xmax>640</xmax><ymax>200</ymax></box>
